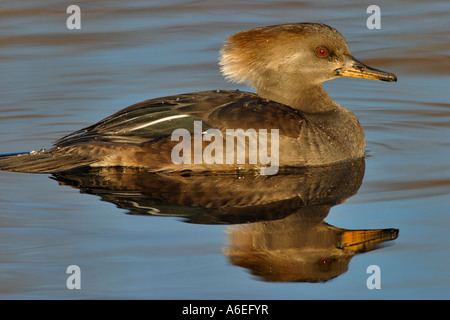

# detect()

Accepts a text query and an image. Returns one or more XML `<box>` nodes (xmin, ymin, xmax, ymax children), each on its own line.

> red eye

<box><xmin>315</xmin><ymin>47</ymin><xmax>329</xmax><ymax>58</ymax></box>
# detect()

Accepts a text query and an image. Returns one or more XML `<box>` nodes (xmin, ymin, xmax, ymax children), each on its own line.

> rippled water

<box><xmin>0</xmin><ymin>0</ymin><xmax>449</xmax><ymax>299</ymax></box>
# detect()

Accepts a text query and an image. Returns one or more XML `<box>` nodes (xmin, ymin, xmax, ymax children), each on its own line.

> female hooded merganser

<box><xmin>0</xmin><ymin>23</ymin><xmax>396</xmax><ymax>174</ymax></box>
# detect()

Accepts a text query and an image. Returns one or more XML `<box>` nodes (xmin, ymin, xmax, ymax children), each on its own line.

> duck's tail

<box><xmin>0</xmin><ymin>148</ymin><xmax>95</xmax><ymax>174</ymax></box>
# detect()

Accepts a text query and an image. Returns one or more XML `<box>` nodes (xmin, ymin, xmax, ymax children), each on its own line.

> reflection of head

<box><xmin>226</xmin><ymin>247</ymin><xmax>352</xmax><ymax>283</ymax></box>
<box><xmin>224</xmin><ymin>206</ymin><xmax>398</xmax><ymax>282</ymax></box>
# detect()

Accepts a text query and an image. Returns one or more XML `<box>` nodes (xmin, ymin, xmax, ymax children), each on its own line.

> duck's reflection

<box><xmin>225</xmin><ymin>209</ymin><xmax>397</xmax><ymax>282</ymax></box>
<box><xmin>52</xmin><ymin>158</ymin><xmax>398</xmax><ymax>282</ymax></box>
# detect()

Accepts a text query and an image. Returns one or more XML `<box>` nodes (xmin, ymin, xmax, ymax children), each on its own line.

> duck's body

<box><xmin>0</xmin><ymin>23</ymin><xmax>396</xmax><ymax>174</ymax></box>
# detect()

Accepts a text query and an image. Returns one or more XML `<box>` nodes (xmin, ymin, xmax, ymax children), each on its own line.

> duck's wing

<box><xmin>54</xmin><ymin>90</ymin><xmax>305</xmax><ymax>148</ymax></box>
<box><xmin>55</xmin><ymin>91</ymin><xmax>224</xmax><ymax>147</ymax></box>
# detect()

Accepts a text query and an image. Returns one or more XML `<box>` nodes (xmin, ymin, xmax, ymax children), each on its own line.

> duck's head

<box><xmin>220</xmin><ymin>23</ymin><xmax>397</xmax><ymax>110</ymax></box>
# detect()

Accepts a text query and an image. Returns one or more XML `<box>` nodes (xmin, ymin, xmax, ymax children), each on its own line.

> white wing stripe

<box><xmin>129</xmin><ymin>114</ymin><xmax>190</xmax><ymax>131</ymax></box>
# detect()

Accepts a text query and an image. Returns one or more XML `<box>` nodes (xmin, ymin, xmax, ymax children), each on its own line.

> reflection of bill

<box><xmin>171</xmin><ymin>121</ymin><xmax>279</xmax><ymax>175</ymax></box>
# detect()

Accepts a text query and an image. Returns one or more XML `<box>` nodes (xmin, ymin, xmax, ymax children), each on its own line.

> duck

<box><xmin>0</xmin><ymin>23</ymin><xmax>396</xmax><ymax>174</ymax></box>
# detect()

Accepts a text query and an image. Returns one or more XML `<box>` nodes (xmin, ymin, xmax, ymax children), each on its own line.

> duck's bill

<box><xmin>338</xmin><ymin>228</ymin><xmax>399</xmax><ymax>253</ymax></box>
<box><xmin>336</xmin><ymin>56</ymin><xmax>397</xmax><ymax>82</ymax></box>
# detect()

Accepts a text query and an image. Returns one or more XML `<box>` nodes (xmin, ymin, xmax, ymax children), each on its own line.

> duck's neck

<box><xmin>257</xmin><ymin>83</ymin><xmax>339</xmax><ymax>113</ymax></box>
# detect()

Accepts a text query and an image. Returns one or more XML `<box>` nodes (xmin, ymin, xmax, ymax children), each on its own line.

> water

<box><xmin>0</xmin><ymin>0</ymin><xmax>449</xmax><ymax>299</ymax></box>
